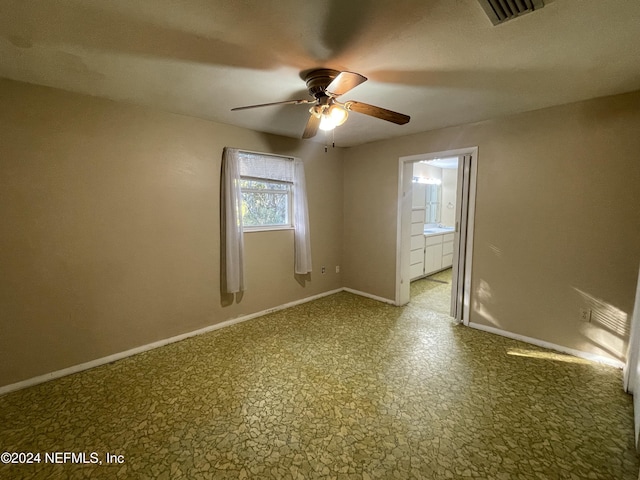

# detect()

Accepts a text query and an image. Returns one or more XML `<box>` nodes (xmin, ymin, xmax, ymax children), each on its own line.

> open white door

<box><xmin>450</xmin><ymin>154</ymin><xmax>473</xmax><ymax>322</ymax></box>
<box><xmin>623</xmin><ymin>264</ymin><xmax>640</xmax><ymax>448</ymax></box>
<box><xmin>396</xmin><ymin>148</ymin><xmax>477</xmax><ymax>315</ymax></box>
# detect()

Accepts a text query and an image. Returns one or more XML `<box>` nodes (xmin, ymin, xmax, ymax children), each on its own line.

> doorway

<box><xmin>395</xmin><ymin>147</ymin><xmax>477</xmax><ymax>324</ymax></box>
<box><xmin>409</xmin><ymin>157</ymin><xmax>458</xmax><ymax>314</ymax></box>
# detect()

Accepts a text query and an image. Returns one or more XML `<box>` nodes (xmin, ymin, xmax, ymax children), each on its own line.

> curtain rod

<box><xmin>235</xmin><ymin>148</ymin><xmax>295</xmax><ymax>161</ymax></box>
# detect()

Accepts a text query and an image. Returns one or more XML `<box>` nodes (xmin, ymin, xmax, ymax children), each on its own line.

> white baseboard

<box><xmin>0</xmin><ymin>288</ymin><xmax>344</xmax><ymax>396</ymax></box>
<box><xmin>342</xmin><ymin>287</ymin><xmax>397</xmax><ymax>305</ymax></box>
<box><xmin>468</xmin><ymin>322</ymin><xmax>625</xmax><ymax>369</ymax></box>
<box><xmin>5</xmin><ymin>291</ymin><xmax>621</xmax><ymax>397</ymax></box>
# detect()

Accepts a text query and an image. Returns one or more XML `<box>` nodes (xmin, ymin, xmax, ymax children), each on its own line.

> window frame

<box><xmin>239</xmin><ymin>175</ymin><xmax>294</xmax><ymax>232</ymax></box>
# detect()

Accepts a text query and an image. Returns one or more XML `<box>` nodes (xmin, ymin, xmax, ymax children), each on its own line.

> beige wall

<box><xmin>0</xmin><ymin>79</ymin><xmax>344</xmax><ymax>387</ymax></box>
<box><xmin>3</xmin><ymin>77</ymin><xmax>640</xmax><ymax>387</ymax></box>
<box><xmin>343</xmin><ymin>90</ymin><xmax>640</xmax><ymax>362</ymax></box>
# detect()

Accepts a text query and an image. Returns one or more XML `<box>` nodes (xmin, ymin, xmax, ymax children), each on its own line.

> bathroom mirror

<box><xmin>424</xmin><ymin>184</ymin><xmax>441</xmax><ymax>224</ymax></box>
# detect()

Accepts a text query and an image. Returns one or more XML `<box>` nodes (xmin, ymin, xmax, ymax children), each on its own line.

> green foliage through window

<box><xmin>240</xmin><ymin>178</ymin><xmax>291</xmax><ymax>228</ymax></box>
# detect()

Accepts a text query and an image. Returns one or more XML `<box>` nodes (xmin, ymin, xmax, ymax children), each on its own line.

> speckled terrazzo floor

<box><xmin>1</xmin><ymin>275</ymin><xmax>638</xmax><ymax>479</ymax></box>
<box><xmin>410</xmin><ymin>269</ymin><xmax>453</xmax><ymax>315</ymax></box>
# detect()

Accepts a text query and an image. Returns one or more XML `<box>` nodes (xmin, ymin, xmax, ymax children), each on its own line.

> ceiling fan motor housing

<box><xmin>305</xmin><ymin>69</ymin><xmax>340</xmax><ymax>99</ymax></box>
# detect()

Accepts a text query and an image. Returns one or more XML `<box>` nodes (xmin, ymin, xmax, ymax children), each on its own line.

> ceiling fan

<box><xmin>231</xmin><ymin>69</ymin><xmax>410</xmax><ymax>139</ymax></box>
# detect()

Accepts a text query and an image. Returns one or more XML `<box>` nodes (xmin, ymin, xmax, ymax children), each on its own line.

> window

<box><xmin>221</xmin><ymin>147</ymin><xmax>312</xmax><ymax>293</ymax></box>
<box><xmin>238</xmin><ymin>151</ymin><xmax>295</xmax><ymax>231</ymax></box>
<box><xmin>239</xmin><ymin>178</ymin><xmax>292</xmax><ymax>229</ymax></box>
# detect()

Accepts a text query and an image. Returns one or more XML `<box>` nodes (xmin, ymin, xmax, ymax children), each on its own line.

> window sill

<box><xmin>243</xmin><ymin>226</ymin><xmax>294</xmax><ymax>233</ymax></box>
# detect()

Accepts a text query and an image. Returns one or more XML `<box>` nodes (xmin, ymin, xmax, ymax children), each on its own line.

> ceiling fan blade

<box><xmin>326</xmin><ymin>71</ymin><xmax>367</xmax><ymax>97</ymax></box>
<box><xmin>346</xmin><ymin>101</ymin><xmax>410</xmax><ymax>125</ymax></box>
<box><xmin>231</xmin><ymin>99</ymin><xmax>313</xmax><ymax>111</ymax></box>
<box><xmin>302</xmin><ymin>114</ymin><xmax>321</xmax><ymax>139</ymax></box>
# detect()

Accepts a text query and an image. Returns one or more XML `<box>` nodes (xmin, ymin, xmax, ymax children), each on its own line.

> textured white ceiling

<box><xmin>1</xmin><ymin>0</ymin><xmax>639</xmax><ymax>146</ymax></box>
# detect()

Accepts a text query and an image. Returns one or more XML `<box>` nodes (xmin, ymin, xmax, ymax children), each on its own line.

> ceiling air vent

<box><xmin>477</xmin><ymin>0</ymin><xmax>544</xmax><ymax>25</ymax></box>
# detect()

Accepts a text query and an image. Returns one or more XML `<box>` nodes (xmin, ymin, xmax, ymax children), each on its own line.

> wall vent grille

<box><xmin>477</xmin><ymin>0</ymin><xmax>544</xmax><ymax>25</ymax></box>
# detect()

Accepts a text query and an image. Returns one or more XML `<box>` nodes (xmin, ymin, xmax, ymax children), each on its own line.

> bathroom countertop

<box><xmin>423</xmin><ymin>227</ymin><xmax>455</xmax><ymax>237</ymax></box>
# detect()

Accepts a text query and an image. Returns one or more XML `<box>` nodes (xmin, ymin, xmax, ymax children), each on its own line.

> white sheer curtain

<box><xmin>293</xmin><ymin>158</ymin><xmax>312</xmax><ymax>274</ymax></box>
<box><xmin>222</xmin><ymin>148</ymin><xmax>245</xmax><ymax>293</ymax></box>
<box><xmin>221</xmin><ymin>149</ymin><xmax>312</xmax><ymax>293</ymax></box>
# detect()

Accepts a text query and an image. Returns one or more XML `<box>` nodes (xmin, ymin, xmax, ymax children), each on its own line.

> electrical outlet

<box><xmin>579</xmin><ymin>308</ymin><xmax>591</xmax><ymax>322</ymax></box>
<box><xmin>335</xmin><ymin>266</ymin><xmax>340</xmax><ymax>273</ymax></box>
<box><xmin>321</xmin><ymin>266</ymin><xmax>326</xmax><ymax>274</ymax></box>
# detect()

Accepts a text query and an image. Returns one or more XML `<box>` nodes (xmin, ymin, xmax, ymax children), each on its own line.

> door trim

<box><xmin>395</xmin><ymin>147</ymin><xmax>478</xmax><ymax>325</ymax></box>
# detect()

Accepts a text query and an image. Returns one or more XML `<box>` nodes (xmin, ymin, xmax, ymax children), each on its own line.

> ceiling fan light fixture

<box><xmin>319</xmin><ymin>104</ymin><xmax>349</xmax><ymax>131</ymax></box>
<box><xmin>327</xmin><ymin>104</ymin><xmax>348</xmax><ymax>126</ymax></box>
<box><xmin>319</xmin><ymin>114</ymin><xmax>337</xmax><ymax>131</ymax></box>
<box><xmin>309</xmin><ymin>104</ymin><xmax>322</xmax><ymax>118</ymax></box>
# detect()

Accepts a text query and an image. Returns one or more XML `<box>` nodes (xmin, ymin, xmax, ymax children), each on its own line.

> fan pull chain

<box><xmin>322</xmin><ymin>129</ymin><xmax>336</xmax><ymax>153</ymax></box>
